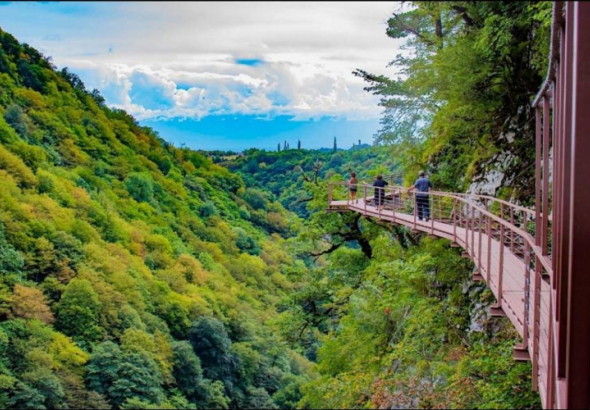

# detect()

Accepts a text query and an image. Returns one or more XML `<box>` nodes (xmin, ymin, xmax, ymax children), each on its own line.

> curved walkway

<box><xmin>327</xmin><ymin>183</ymin><xmax>553</xmax><ymax>407</ymax></box>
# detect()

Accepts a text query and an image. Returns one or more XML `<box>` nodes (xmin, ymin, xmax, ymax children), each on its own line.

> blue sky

<box><xmin>142</xmin><ymin>115</ymin><xmax>380</xmax><ymax>151</ymax></box>
<box><xmin>0</xmin><ymin>2</ymin><xmax>406</xmax><ymax>151</ymax></box>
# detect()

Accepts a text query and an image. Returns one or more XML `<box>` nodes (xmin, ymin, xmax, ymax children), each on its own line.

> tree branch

<box><xmin>311</xmin><ymin>241</ymin><xmax>345</xmax><ymax>261</ymax></box>
<box><xmin>296</xmin><ymin>196</ymin><xmax>314</xmax><ymax>204</ymax></box>
<box><xmin>451</xmin><ymin>5</ymin><xmax>474</xmax><ymax>27</ymax></box>
<box><xmin>391</xmin><ymin>12</ymin><xmax>435</xmax><ymax>47</ymax></box>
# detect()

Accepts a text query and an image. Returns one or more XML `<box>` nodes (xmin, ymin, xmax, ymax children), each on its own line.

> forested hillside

<box><xmin>0</xmin><ymin>0</ymin><xmax>551</xmax><ymax>408</ymax></box>
<box><xmin>0</xmin><ymin>28</ymin><xmax>313</xmax><ymax>409</ymax></box>
<box><xmin>226</xmin><ymin>147</ymin><xmax>399</xmax><ymax>218</ymax></box>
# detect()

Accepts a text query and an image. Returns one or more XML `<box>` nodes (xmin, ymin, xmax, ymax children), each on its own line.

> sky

<box><xmin>0</xmin><ymin>1</ymin><xmax>408</xmax><ymax>151</ymax></box>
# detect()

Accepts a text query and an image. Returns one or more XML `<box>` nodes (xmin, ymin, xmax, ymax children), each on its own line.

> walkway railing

<box><xmin>327</xmin><ymin>182</ymin><xmax>553</xmax><ymax>405</ymax></box>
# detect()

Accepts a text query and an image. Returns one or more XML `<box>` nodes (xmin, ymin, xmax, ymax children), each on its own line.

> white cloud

<box><xmin>0</xmin><ymin>1</ymin><xmax>411</xmax><ymax>121</ymax></box>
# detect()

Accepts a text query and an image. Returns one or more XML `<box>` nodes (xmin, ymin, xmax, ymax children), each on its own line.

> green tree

<box><xmin>170</xmin><ymin>340</ymin><xmax>229</xmax><ymax>408</ymax></box>
<box><xmin>200</xmin><ymin>380</ymin><xmax>230</xmax><ymax>410</ymax></box>
<box><xmin>0</xmin><ymin>227</ymin><xmax>23</xmax><ymax>276</ymax></box>
<box><xmin>55</xmin><ymin>279</ymin><xmax>102</xmax><ymax>346</ymax></box>
<box><xmin>9</xmin><ymin>382</ymin><xmax>46</xmax><ymax>410</ymax></box>
<box><xmin>86</xmin><ymin>341</ymin><xmax>123</xmax><ymax>398</ymax></box>
<box><xmin>171</xmin><ymin>341</ymin><xmax>204</xmax><ymax>401</ymax></box>
<box><xmin>125</xmin><ymin>173</ymin><xmax>155</xmax><ymax>203</ymax></box>
<box><xmin>188</xmin><ymin>317</ymin><xmax>234</xmax><ymax>386</ymax></box>
<box><xmin>86</xmin><ymin>341</ymin><xmax>165</xmax><ymax>408</ymax></box>
<box><xmin>21</xmin><ymin>368</ymin><xmax>66</xmax><ymax>409</ymax></box>
<box><xmin>3</xmin><ymin>104</ymin><xmax>28</xmax><ymax>137</ymax></box>
<box><xmin>244</xmin><ymin>386</ymin><xmax>277</xmax><ymax>409</ymax></box>
<box><xmin>109</xmin><ymin>352</ymin><xmax>165</xmax><ymax>408</ymax></box>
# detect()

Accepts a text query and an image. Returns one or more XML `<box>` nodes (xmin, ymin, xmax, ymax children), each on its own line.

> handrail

<box><xmin>532</xmin><ymin>2</ymin><xmax>564</xmax><ymax>108</ymax></box>
<box><xmin>331</xmin><ymin>181</ymin><xmax>540</xmax><ymax>217</ymax></box>
<box><xmin>328</xmin><ymin>182</ymin><xmax>553</xmax><ymax>273</ymax></box>
<box><xmin>352</xmin><ymin>172</ymin><xmax>404</xmax><ymax>185</ymax></box>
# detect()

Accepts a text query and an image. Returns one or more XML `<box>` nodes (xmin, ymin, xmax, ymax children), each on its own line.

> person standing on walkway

<box><xmin>348</xmin><ymin>172</ymin><xmax>358</xmax><ymax>204</ymax></box>
<box><xmin>372</xmin><ymin>174</ymin><xmax>388</xmax><ymax>211</ymax></box>
<box><xmin>409</xmin><ymin>170</ymin><xmax>432</xmax><ymax>221</ymax></box>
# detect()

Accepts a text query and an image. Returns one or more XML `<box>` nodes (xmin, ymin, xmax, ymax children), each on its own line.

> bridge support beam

<box><xmin>513</xmin><ymin>344</ymin><xmax>531</xmax><ymax>362</ymax></box>
<box><xmin>563</xmin><ymin>3</ymin><xmax>590</xmax><ymax>408</ymax></box>
<box><xmin>490</xmin><ymin>305</ymin><xmax>506</xmax><ymax>318</ymax></box>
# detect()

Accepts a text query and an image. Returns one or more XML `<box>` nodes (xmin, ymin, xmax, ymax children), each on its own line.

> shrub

<box><xmin>125</xmin><ymin>172</ymin><xmax>154</xmax><ymax>203</ymax></box>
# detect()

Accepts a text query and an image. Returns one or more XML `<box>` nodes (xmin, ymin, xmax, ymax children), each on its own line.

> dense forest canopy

<box><xmin>226</xmin><ymin>146</ymin><xmax>400</xmax><ymax>219</ymax></box>
<box><xmin>0</xmin><ymin>0</ymin><xmax>551</xmax><ymax>407</ymax></box>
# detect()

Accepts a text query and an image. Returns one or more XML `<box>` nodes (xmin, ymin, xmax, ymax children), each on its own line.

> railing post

<box><xmin>392</xmin><ymin>188</ymin><xmax>396</xmax><ymax>224</ymax></box>
<box><xmin>465</xmin><ymin>203</ymin><xmax>470</xmax><ymax>253</ymax></box>
<box><xmin>486</xmin><ymin>200</ymin><xmax>492</xmax><ymax>284</ymax></box>
<box><xmin>478</xmin><ymin>206</ymin><xmax>482</xmax><ymax>274</ymax></box>
<box><xmin>510</xmin><ymin>207</ymin><xmax>515</xmax><ymax>253</ymax></box>
<box><xmin>453</xmin><ymin>198</ymin><xmax>457</xmax><ymax>244</ymax></box>
<box><xmin>328</xmin><ymin>183</ymin><xmax>333</xmax><ymax>207</ymax></box>
<box><xmin>532</xmin><ymin>257</ymin><xmax>542</xmax><ymax>391</ymax></box>
<box><xmin>535</xmin><ymin>107</ymin><xmax>542</xmax><ymax>246</ymax></box>
<box><xmin>471</xmin><ymin>201</ymin><xmax>476</xmax><ymax>258</ymax></box>
<box><xmin>364</xmin><ymin>185</ymin><xmax>367</xmax><ymax>214</ymax></box>
<box><xmin>378</xmin><ymin>187</ymin><xmax>382</xmax><ymax>219</ymax></box>
<box><xmin>542</xmin><ymin>95</ymin><xmax>550</xmax><ymax>256</ymax></box>
<box><xmin>523</xmin><ymin>241</ymin><xmax>532</xmax><ymax>350</ymax></box>
<box><xmin>347</xmin><ymin>181</ymin><xmax>350</xmax><ymax>207</ymax></box>
<box><xmin>496</xmin><ymin>204</ymin><xmax>505</xmax><ymax>310</ymax></box>
<box><xmin>413</xmin><ymin>192</ymin><xmax>417</xmax><ymax>230</ymax></box>
<box><xmin>430</xmin><ymin>195</ymin><xmax>435</xmax><ymax>235</ymax></box>
<box><xmin>563</xmin><ymin>4</ymin><xmax>590</xmax><ymax>405</ymax></box>
<box><xmin>547</xmin><ymin>294</ymin><xmax>555</xmax><ymax>408</ymax></box>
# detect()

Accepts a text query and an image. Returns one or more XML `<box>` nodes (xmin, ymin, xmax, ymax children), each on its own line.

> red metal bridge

<box><xmin>327</xmin><ymin>2</ymin><xmax>590</xmax><ymax>408</ymax></box>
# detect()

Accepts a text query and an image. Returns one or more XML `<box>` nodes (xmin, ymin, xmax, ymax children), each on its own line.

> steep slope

<box><xmin>0</xmin><ymin>28</ymin><xmax>312</xmax><ymax>409</ymax></box>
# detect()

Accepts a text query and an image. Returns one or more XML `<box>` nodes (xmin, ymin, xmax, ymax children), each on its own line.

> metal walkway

<box><xmin>327</xmin><ymin>188</ymin><xmax>552</xmax><ymax>405</ymax></box>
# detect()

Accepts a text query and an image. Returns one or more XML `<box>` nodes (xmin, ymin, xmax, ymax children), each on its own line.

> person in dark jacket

<box><xmin>372</xmin><ymin>174</ymin><xmax>388</xmax><ymax>211</ymax></box>
<box><xmin>409</xmin><ymin>170</ymin><xmax>432</xmax><ymax>221</ymax></box>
